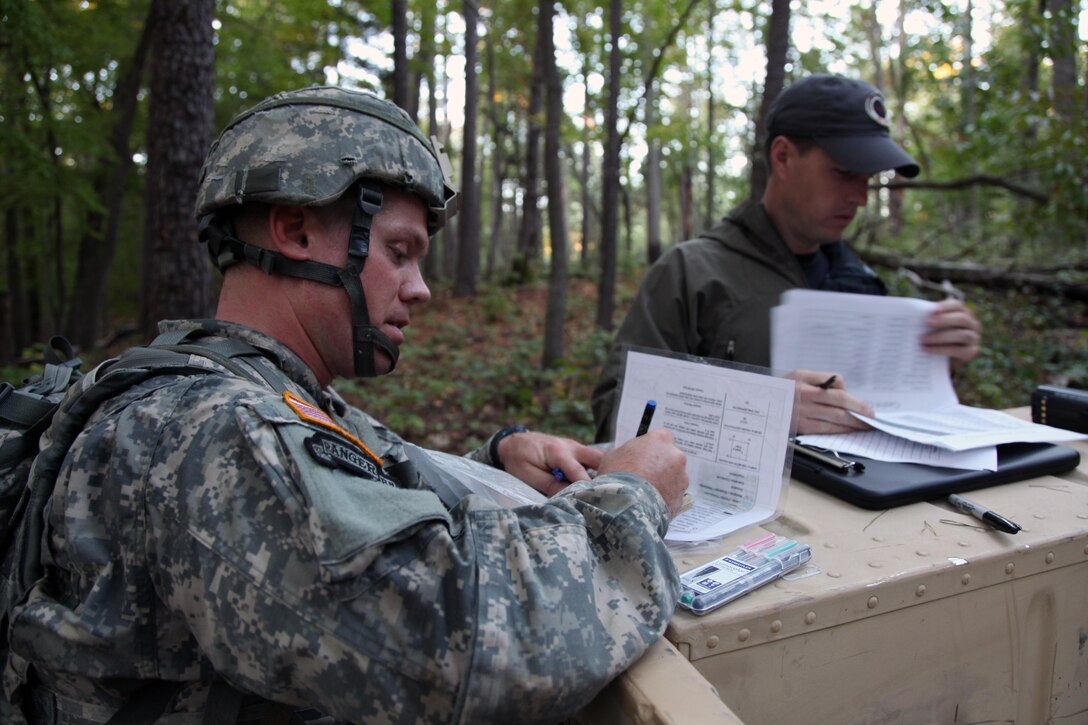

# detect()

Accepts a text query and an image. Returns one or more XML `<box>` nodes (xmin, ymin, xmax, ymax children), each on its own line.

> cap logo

<box><xmin>865</xmin><ymin>93</ymin><xmax>891</xmax><ymax>128</ymax></box>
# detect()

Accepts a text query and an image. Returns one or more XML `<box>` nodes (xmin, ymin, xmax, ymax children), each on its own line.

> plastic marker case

<box><xmin>678</xmin><ymin>534</ymin><xmax>812</xmax><ymax>615</ymax></box>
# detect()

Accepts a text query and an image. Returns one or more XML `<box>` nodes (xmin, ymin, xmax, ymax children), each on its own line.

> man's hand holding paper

<box><xmin>922</xmin><ymin>298</ymin><xmax>982</xmax><ymax>367</ymax></box>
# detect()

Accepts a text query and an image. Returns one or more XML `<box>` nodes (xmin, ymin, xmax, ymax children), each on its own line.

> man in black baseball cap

<box><xmin>766</xmin><ymin>73</ymin><xmax>920</xmax><ymax>178</ymax></box>
<box><xmin>593</xmin><ymin>73</ymin><xmax>982</xmax><ymax>442</ymax></box>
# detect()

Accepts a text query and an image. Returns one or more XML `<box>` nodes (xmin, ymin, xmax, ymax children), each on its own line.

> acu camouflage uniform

<box><xmin>8</xmin><ymin>319</ymin><xmax>679</xmax><ymax>723</ymax></box>
<box><xmin>7</xmin><ymin>86</ymin><xmax>681</xmax><ymax>723</ymax></box>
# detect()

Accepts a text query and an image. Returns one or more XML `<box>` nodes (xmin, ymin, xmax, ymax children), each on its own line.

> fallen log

<box><xmin>859</xmin><ymin>249</ymin><xmax>1088</xmax><ymax>301</ymax></box>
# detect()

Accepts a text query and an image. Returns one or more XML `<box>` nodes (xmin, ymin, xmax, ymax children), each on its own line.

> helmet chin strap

<box><xmin>341</xmin><ymin>184</ymin><xmax>399</xmax><ymax>378</ymax></box>
<box><xmin>199</xmin><ymin>183</ymin><xmax>398</xmax><ymax>379</ymax></box>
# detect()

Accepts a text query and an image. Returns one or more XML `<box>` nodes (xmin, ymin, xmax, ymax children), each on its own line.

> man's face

<box><xmin>310</xmin><ymin>188</ymin><xmax>432</xmax><ymax>378</ymax></box>
<box><xmin>770</xmin><ymin>140</ymin><xmax>871</xmax><ymax>255</ymax></box>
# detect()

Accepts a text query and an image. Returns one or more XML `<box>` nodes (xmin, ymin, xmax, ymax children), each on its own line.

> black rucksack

<box><xmin>0</xmin><ymin>337</ymin><xmax>84</xmax><ymax>553</ymax></box>
<box><xmin>0</xmin><ymin>331</ymin><xmax>295</xmax><ymax>724</ymax></box>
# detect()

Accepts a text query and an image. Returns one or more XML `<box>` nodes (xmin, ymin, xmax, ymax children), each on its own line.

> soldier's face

<box><xmin>310</xmin><ymin>189</ymin><xmax>432</xmax><ymax>379</ymax></box>
<box><xmin>357</xmin><ymin>190</ymin><xmax>432</xmax><ymax>374</ymax></box>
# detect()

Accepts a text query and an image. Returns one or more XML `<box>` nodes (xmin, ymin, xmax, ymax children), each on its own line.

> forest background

<box><xmin>2</xmin><ymin>0</ymin><xmax>1086</xmax><ymax>453</ymax></box>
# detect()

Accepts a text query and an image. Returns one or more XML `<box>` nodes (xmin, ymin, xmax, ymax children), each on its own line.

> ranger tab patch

<box><xmin>283</xmin><ymin>391</ymin><xmax>384</xmax><ymax>464</ymax></box>
<box><xmin>305</xmin><ymin>432</ymin><xmax>397</xmax><ymax>487</ymax></box>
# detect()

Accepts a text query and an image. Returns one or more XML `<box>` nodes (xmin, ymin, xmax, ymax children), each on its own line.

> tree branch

<box><xmin>618</xmin><ymin>0</ymin><xmax>704</xmax><ymax>145</ymax></box>
<box><xmin>881</xmin><ymin>174</ymin><xmax>1048</xmax><ymax>204</ymax></box>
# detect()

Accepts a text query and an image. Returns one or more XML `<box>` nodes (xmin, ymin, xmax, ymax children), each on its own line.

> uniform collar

<box><xmin>158</xmin><ymin>319</ymin><xmax>327</xmax><ymax>403</ymax></box>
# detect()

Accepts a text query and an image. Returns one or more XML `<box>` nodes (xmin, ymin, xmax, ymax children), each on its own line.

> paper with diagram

<box><xmin>614</xmin><ymin>349</ymin><xmax>796</xmax><ymax>543</ymax></box>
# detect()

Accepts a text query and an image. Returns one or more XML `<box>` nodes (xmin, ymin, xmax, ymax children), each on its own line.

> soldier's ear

<box><xmin>267</xmin><ymin>205</ymin><xmax>310</xmax><ymax>260</ymax></box>
<box><xmin>768</xmin><ymin>136</ymin><xmax>793</xmax><ymax>175</ymax></box>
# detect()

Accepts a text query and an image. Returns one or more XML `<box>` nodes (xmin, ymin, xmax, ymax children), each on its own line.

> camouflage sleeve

<box><xmin>147</xmin><ymin>379</ymin><xmax>679</xmax><ymax>723</ymax></box>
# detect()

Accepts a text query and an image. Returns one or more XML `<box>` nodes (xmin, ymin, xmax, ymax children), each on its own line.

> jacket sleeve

<box><xmin>151</xmin><ymin>386</ymin><xmax>680</xmax><ymax>724</ymax></box>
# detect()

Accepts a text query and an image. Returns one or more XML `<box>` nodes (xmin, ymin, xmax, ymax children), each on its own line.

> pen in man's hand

<box><xmin>948</xmin><ymin>493</ymin><xmax>1021</xmax><ymax>534</ymax></box>
<box><xmin>818</xmin><ymin>375</ymin><xmax>838</xmax><ymax>390</ymax></box>
<box><xmin>636</xmin><ymin>400</ymin><xmax>657</xmax><ymax>437</ymax></box>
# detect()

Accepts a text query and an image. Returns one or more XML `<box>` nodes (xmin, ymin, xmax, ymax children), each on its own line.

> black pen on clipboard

<box><xmin>790</xmin><ymin>439</ymin><xmax>865</xmax><ymax>472</ymax></box>
<box><xmin>636</xmin><ymin>400</ymin><xmax>657</xmax><ymax>437</ymax></box>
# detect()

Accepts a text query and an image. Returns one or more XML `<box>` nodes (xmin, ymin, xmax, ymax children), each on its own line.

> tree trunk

<box><xmin>861</xmin><ymin>249</ymin><xmax>1088</xmax><ymax>302</ymax></box>
<box><xmin>391</xmin><ymin>0</ymin><xmax>410</xmax><ymax>112</ymax></box>
<box><xmin>962</xmin><ymin>0</ymin><xmax>980</xmax><ymax>242</ymax></box>
<box><xmin>578</xmin><ymin>58</ymin><xmax>593</xmax><ymax>270</ymax></box>
<box><xmin>748</xmin><ymin>0</ymin><xmax>790</xmax><ymax>201</ymax></box>
<box><xmin>26</xmin><ymin>69</ymin><xmax>65</xmax><ymax>335</ymax></box>
<box><xmin>540</xmin><ymin>0</ymin><xmax>568</xmax><ymax>368</ymax></box>
<box><xmin>453</xmin><ymin>0</ymin><xmax>480</xmax><ymax>296</ymax></box>
<box><xmin>65</xmin><ymin>4</ymin><xmax>153</xmax><ymax>349</ymax></box>
<box><xmin>643</xmin><ymin>34</ymin><xmax>663</xmax><ymax>265</ymax></box>
<box><xmin>516</xmin><ymin>15</ymin><xmax>545</xmax><ymax>284</ymax></box>
<box><xmin>595</xmin><ymin>0</ymin><xmax>622</xmax><ymax>331</ymax></box>
<box><xmin>679</xmin><ymin>165</ymin><xmax>693</xmax><ymax>240</ymax></box>
<box><xmin>139</xmin><ymin>0</ymin><xmax>215</xmax><ymax>340</ymax></box>
<box><xmin>484</xmin><ymin>32</ymin><xmax>506</xmax><ymax>280</ymax></box>
<box><xmin>2</xmin><ymin>209</ymin><xmax>25</xmax><ymax>361</ymax></box>
<box><xmin>420</xmin><ymin>3</ymin><xmax>442</xmax><ymax>282</ymax></box>
<box><xmin>1047</xmin><ymin>0</ymin><xmax>1077</xmax><ymax>121</ymax></box>
<box><xmin>704</xmin><ymin>0</ymin><xmax>717</xmax><ymax>228</ymax></box>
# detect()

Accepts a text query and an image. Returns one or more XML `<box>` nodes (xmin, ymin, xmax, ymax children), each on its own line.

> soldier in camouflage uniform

<box><xmin>7</xmin><ymin>86</ymin><xmax>689</xmax><ymax>723</ymax></box>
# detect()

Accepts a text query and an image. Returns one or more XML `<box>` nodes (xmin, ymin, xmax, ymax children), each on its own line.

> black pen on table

<box><xmin>636</xmin><ymin>400</ymin><xmax>657</xmax><ymax>437</ymax></box>
<box><xmin>948</xmin><ymin>493</ymin><xmax>1021</xmax><ymax>534</ymax></box>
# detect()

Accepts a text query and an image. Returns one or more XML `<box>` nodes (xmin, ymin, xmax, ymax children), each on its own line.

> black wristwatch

<box><xmin>489</xmin><ymin>425</ymin><xmax>529</xmax><ymax>470</ymax></box>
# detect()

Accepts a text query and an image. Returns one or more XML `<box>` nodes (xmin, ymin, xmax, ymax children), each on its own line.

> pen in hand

<box><xmin>948</xmin><ymin>493</ymin><xmax>1021</xmax><ymax>534</ymax></box>
<box><xmin>817</xmin><ymin>375</ymin><xmax>838</xmax><ymax>390</ymax></box>
<box><xmin>636</xmin><ymin>400</ymin><xmax>657</xmax><ymax>437</ymax></box>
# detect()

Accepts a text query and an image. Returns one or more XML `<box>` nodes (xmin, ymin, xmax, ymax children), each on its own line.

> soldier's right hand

<box><xmin>597</xmin><ymin>429</ymin><xmax>689</xmax><ymax>517</ymax></box>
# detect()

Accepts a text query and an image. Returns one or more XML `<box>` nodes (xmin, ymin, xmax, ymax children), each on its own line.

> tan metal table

<box><xmin>581</xmin><ymin>411</ymin><xmax>1088</xmax><ymax>724</ymax></box>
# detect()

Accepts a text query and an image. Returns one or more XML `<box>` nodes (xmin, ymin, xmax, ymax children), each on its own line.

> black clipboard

<box><xmin>792</xmin><ymin>442</ymin><xmax>1081</xmax><ymax>509</ymax></box>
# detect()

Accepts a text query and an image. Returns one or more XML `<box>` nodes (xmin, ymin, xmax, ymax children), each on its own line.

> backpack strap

<box><xmin>145</xmin><ymin>328</ymin><xmax>291</xmax><ymax>394</ymax></box>
<box><xmin>0</xmin><ymin>385</ymin><xmax>57</xmax><ymax>430</ymax></box>
<box><xmin>101</xmin><ymin>680</ymin><xmax>183</xmax><ymax>725</ymax></box>
<box><xmin>3</xmin><ymin>331</ymin><xmax>303</xmax><ymax>723</ymax></box>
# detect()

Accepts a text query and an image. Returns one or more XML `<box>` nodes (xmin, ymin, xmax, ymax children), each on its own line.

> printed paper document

<box><xmin>614</xmin><ymin>349</ymin><xmax>795</xmax><ymax>542</ymax></box>
<box><xmin>771</xmin><ymin>289</ymin><xmax>1085</xmax><ymax>467</ymax></box>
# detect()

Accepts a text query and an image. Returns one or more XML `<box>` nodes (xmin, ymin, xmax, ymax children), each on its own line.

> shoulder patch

<box><xmin>305</xmin><ymin>431</ymin><xmax>397</xmax><ymax>487</ymax></box>
<box><xmin>283</xmin><ymin>391</ymin><xmax>383</xmax><ymax>462</ymax></box>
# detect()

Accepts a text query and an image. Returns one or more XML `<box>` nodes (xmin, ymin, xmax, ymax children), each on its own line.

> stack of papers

<box><xmin>771</xmin><ymin>289</ymin><xmax>1086</xmax><ymax>470</ymax></box>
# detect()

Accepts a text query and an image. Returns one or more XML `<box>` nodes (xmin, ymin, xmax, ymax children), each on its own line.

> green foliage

<box><xmin>336</xmin><ymin>282</ymin><xmax>615</xmax><ymax>452</ymax></box>
<box><xmin>883</xmin><ymin>270</ymin><xmax>1088</xmax><ymax>410</ymax></box>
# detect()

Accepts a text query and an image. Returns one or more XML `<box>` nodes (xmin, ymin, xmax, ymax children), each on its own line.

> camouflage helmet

<box><xmin>195</xmin><ymin>85</ymin><xmax>458</xmax><ymax>234</ymax></box>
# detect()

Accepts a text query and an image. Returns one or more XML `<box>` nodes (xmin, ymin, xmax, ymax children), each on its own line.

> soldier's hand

<box><xmin>597</xmin><ymin>429</ymin><xmax>688</xmax><ymax>517</ymax></box>
<box><xmin>498</xmin><ymin>431</ymin><xmax>605</xmax><ymax>496</ymax></box>
<box><xmin>788</xmin><ymin>369</ymin><xmax>874</xmax><ymax>435</ymax></box>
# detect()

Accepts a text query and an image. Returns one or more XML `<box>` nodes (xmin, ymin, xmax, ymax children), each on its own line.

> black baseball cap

<box><xmin>766</xmin><ymin>74</ymin><xmax>920</xmax><ymax>178</ymax></box>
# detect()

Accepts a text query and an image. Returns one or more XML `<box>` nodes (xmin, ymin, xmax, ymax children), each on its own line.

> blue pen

<box><xmin>551</xmin><ymin>467</ymin><xmax>566</xmax><ymax>483</ymax></box>
<box><xmin>636</xmin><ymin>400</ymin><xmax>657</xmax><ymax>437</ymax></box>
